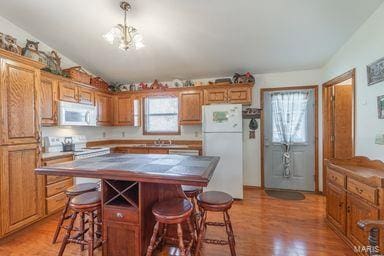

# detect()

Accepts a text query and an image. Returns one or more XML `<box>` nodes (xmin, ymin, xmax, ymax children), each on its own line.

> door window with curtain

<box><xmin>143</xmin><ymin>96</ymin><xmax>179</xmax><ymax>134</ymax></box>
<box><xmin>271</xmin><ymin>91</ymin><xmax>309</xmax><ymax>144</ymax></box>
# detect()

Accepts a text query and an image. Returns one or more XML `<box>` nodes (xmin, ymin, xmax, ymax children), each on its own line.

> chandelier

<box><xmin>103</xmin><ymin>1</ymin><xmax>144</xmax><ymax>50</ymax></box>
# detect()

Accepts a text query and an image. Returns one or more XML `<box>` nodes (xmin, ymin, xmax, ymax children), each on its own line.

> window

<box><xmin>271</xmin><ymin>91</ymin><xmax>309</xmax><ymax>144</ymax></box>
<box><xmin>143</xmin><ymin>96</ymin><xmax>179</xmax><ymax>134</ymax></box>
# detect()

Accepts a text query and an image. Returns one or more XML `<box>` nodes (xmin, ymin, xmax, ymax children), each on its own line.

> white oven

<box><xmin>58</xmin><ymin>101</ymin><xmax>97</xmax><ymax>126</ymax></box>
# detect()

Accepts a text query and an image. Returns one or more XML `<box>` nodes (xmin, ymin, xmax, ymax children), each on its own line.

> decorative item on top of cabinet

<box><xmin>113</xmin><ymin>95</ymin><xmax>134</xmax><ymax>126</ymax></box>
<box><xmin>3</xmin><ymin>34</ymin><xmax>21</xmax><ymax>55</ymax></box>
<box><xmin>41</xmin><ymin>74</ymin><xmax>58</xmax><ymax>126</ymax></box>
<box><xmin>90</xmin><ymin>76</ymin><xmax>109</xmax><ymax>91</ymax></box>
<box><xmin>179</xmin><ymin>90</ymin><xmax>203</xmax><ymax>125</ymax></box>
<box><xmin>325</xmin><ymin>157</ymin><xmax>384</xmax><ymax>253</ymax></box>
<box><xmin>233</xmin><ymin>72</ymin><xmax>255</xmax><ymax>84</ymax></box>
<box><xmin>0</xmin><ymin>51</ymin><xmax>43</xmax><ymax>145</ymax></box>
<box><xmin>63</xmin><ymin>66</ymin><xmax>91</xmax><ymax>85</ymax></box>
<box><xmin>95</xmin><ymin>92</ymin><xmax>113</xmax><ymax>126</ymax></box>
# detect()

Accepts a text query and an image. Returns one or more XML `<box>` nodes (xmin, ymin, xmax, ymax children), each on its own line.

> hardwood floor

<box><xmin>0</xmin><ymin>188</ymin><xmax>353</xmax><ymax>256</ymax></box>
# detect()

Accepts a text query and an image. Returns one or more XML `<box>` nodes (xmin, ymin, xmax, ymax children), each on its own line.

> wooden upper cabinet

<box><xmin>326</xmin><ymin>182</ymin><xmax>346</xmax><ymax>234</ymax></box>
<box><xmin>41</xmin><ymin>75</ymin><xmax>58</xmax><ymax>126</ymax></box>
<box><xmin>95</xmin><ymin>92</ymin><xmax>113</xmax><ymax>126</ymax></box>
<box><xmin>204</xmin><ymin>88</ymin><xmax>227</xmax><ymax>105</ymax></box>
<box><xmin>78</xmin><ymin>87</ymin><xmax>95</xmax><ymax>105</ymax></box>
<box><xmin>58</xmin><ymin>81</ymin><xmax>78</xmax><ymax>103</ymax></box>
<box><xmin>346</xmin><ymin>193</ymin><xmax>379</xmax><ymax>247</ymax></box>
<box><xmin>114</xmin><ymin>95</ymin><xmax>133</xmax><ymax>126</ymax></box>
<box><xmin>0</xmin><ymin>58</ymin><xmax>41</xmax><ymax>145</ymax></box>
<box><xmin>203</xmin><ymin>85</ymin><xmax>252</xmax><ymax>105</ymax></box>
<box><xmin>228</xmin><ymin>86</ymin><xmax>252</xmax><ymax>105</ymax></box>
<box><xmin>0</xmin><ymin>144</ymin><xmax>44</xmax><ymax>235</ymax></box>
<box><xmin>179</xmin><ymin>90</ymin><xmax>203</xmax><ymax>125</ymax></box>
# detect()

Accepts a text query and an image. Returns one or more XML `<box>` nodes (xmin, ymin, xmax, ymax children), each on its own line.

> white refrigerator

<box><xmin>203</xmin><ymin>104</ymin><xmax>243</xmax><ymax>199</ymax></box>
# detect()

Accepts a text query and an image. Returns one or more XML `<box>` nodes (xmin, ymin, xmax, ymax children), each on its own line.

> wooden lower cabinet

<box><xmin>325</xmin><ymin>157</ymin><xmax>384</xmax><ymax>253</ymax></box>
<box><xmin>326</xmin><ymin>182</ymin><xmax>346</xmax><ymax>233</ymax></box>
<box><xmin>103</xmin><ymin>220</ymin><xmax>140</xmax><ymax>256</ymax></box>
<box><xmin>0</xmin><ymin>144</ymin><xmax>44</xmax><ymax>236</ymax></box>
<box><xmin>346</xmin><ymin>193</ymin><xmax>379</xmax><ymax>247</ymax></box>
<box><xmin>42</xmin><ymin>155</ymin><xmax>73</xmax><ymax>215</ymax></box>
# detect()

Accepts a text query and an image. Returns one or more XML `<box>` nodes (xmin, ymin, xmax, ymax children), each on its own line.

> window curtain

<box><xmin>271</xmin><ymin>91</ymin><xmax>309</xmax><ymax>178</ymax></box>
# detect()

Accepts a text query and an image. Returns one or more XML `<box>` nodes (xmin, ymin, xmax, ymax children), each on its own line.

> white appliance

<box><xmin>58</xmin><ymin>101</ymin><xmax>97</xmax><ymax>126</ymax></box>
<box><xmin>203</xmin><ymin>104</ymin><xmax>243</xmax><ymax>199</ymax></box>
<box><xmin>44</xmin><ymin>135</ymin><xmax>110</xmax><ymax>185</ymax></box>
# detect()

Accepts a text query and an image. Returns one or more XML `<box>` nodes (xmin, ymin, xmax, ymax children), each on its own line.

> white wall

<box><xmin>322</xmin><ymin>3</ymin><xmax>384</xmax><ymax>162</ymax></box>
<box><xmin>0</xmin><ymin>15</ymin><xmax>78</xmax><ymax>69</ymax></box>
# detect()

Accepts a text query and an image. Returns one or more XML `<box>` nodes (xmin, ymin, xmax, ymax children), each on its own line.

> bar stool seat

<box><xmin>196</xmin><ymin>191</ymin><xmax>236</xmax><ymax>256</ymax></box>
<box><xmin>182</xmin><ymin>185</ymin><xmax>203</xmax><ymax>198</ymax></box>
<box><xmin>197</xmin><ymin>191</ymin><xmax>233</xmax><ymax>211</ymax></box>
<box><xmin>58</xmin><ymin>191</ymin><xmax>102</xmax><ymax>256</ymax></box>
<box><xmin>70</xmin><ymin>191</ymin><xmax>102</xmax><ymax>209</ymax></box>
<box><xmin>52</xmin><ymin>182</ymin><xmax>99</xmax><ymax>244</ymax></box>
<box><xmin>146</xmin><ymin>199</ymin><xmax>196</xmax><ymax>256</ymax></box>
<box><xmin>66</xmin><ymin>183</ymin><xmax>99</xmax><ymax>196</ymax></box>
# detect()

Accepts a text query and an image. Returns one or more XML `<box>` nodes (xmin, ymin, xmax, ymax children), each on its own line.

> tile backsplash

<box><xmin>42</xmin><ymin>125</ymin><xmax>202</xmax><ymax>141</ymax></box>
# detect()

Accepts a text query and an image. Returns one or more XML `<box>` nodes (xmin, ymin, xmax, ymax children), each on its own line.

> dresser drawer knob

<box><xmin>116</xmin><ymin>212</ymin><xmax>124</xmax><ymax>218</ymax></box>
<box><xmin>355</xmin><ymin>187</ymin><xmax>363</xmax><ymax>194</ymax></box>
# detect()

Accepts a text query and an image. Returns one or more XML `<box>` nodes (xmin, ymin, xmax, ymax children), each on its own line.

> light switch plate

<box><xmin>375</xmin><ymin>134</ymin><xmax>384</xmax><ymax>145</ymax></box>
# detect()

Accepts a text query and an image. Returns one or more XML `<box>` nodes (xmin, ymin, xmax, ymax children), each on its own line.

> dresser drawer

<box><xmin>327</xmin><ymin>168</ymin><xmax>345</xmax><ymax>188</ymax></box>
<box><xmin>46</xmin><ymin>175</ymin><xmax>71</xmax><ymax>185</ymax></box>
<box><xmin>47</xmin><ymin>192</ymin><xmax>67</xmax><ymax>214</ymax></box>
<box><xmin>46</xmin><ymin>178</ymin><xmax>73</xmax><ymax>197</ymax></box>
<box><xmin>347</xmin><ymin>178</ymin><xmax>378</xmax><ymax>204</ymax></box>
<box><xmin>104</xmin><ymin>206</ymin><xmax>139</xmax><ymax>224</ymax></box>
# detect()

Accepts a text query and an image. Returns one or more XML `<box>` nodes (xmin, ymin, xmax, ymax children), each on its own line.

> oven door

<box><xmin>58</xmin><ymin>101</ymin><xmax>97</xmax><ymax>126</ymax></box>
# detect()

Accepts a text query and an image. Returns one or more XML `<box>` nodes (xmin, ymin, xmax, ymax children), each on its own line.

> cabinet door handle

<box><xmin>332</xmin><ymin>175</ymin><xmax>338</xmax><ymax>181</ymax></box>
<box><xmin>116</xmin><ymin>212</ymin><xmax>124</xmax><ymax>218</ymax></box>
<box><xmin>347</xmin><ymin>205</ymin><xmax>351</xmax><ymax>213</ymax></box>
<box><xmin>338</xmin><ymin>202</ymin><xmax>343</xmax><ymax>207</ymax></box>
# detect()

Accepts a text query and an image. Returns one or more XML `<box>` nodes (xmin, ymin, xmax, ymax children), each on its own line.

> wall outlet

<box><xmin>194</xmin><ymin>131</ymin><xmax>199</xmax><ymax>138</ymax></box>
<box><xmin>375</xmin><ymin>134</ymin><xmax>384</xmax><ymax>145</ymax></box>
<box><xmin>102</xmin><ymin>132</ymin><xmax>106</xmax><ymax>138</ymax></box>
<box><xmin>122</xmin><ymin>131</ymin><xmax>126</xmax><ymax>137</ymax></box>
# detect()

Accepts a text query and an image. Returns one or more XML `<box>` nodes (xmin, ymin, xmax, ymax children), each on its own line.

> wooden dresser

<box><xmin>325</xmin><ymin>157</ymin><xmax>384</xmax><ymax>253</ymax></box>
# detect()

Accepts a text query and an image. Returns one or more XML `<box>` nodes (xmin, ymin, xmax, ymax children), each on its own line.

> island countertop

<box><xmin>35</xmin><ymin>153</ymin><xmax>220</xmax><ymax>186</ymax></box>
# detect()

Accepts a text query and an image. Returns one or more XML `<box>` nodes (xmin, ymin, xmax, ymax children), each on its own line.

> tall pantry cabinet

<box><xmin>0</xmin><ymin>49</ymin><xmax>45</xmax><ymax>237</ymax></box>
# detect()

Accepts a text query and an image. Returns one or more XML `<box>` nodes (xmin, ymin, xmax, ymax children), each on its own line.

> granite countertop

<box><xmin>36</xmin><ymin>153</ymin><xmax>219</xmax><ymax>186</ymax></box>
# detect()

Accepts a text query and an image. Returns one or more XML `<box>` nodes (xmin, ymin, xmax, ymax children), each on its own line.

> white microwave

<box><xmin>58</xmin><ymin>101</ymin><xmax>97</xmax><ymax>126</ymax></box>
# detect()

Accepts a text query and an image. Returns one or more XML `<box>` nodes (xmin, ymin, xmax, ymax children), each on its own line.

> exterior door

<box><xmin>263</xmin><ymin>89</ymin><xmax>315</xmax><ymax>191</ymax></box>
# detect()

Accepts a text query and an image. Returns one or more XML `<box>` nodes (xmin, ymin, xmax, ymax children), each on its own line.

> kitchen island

<box><xmin>35</xmin><ymin>153</ymin><xmax>219</xmax><ymax>256</ymax></box>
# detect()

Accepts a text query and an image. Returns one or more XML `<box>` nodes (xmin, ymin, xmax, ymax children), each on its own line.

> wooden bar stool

<box><xmin>182</xmin><ymin>185</ymin><xmax>203</xmax><ymax>233</ymax></box>
<box><xmin>58</xmin><ymin>191</ymin><xmax>102</xmax><ymax>256</ymax></box>
<box><xmin>195</xmin><ymin>191</ymin><xmax>236</xmax><ymax>256</ymax></box>
<box><xmin>146</xmin><ymin>198</ymin><xmax>196</xmax><ymax>256</ymax></box>
<box><xmin>52</xmin><ymin>182</ymin><xmax>99</xmax><ymax>244</ymax></box>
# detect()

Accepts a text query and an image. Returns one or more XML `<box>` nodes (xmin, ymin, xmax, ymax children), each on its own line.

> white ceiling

<box><xmin>0</xmin><ymin>0</ymin><xmax>382</xmax><ymax>82</ymax></box>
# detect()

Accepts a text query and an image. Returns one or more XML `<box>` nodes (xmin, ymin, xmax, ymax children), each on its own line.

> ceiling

<box><xmin>0</xmin><ymin>0</ymin><xmax>382</xmax><ymax>82</ymax></box>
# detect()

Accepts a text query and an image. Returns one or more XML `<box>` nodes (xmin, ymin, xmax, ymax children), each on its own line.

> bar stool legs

<box><xmin>52</xmin><ymin>197</ymin><xmax>71</xmax><ymax>244</ymax></box>
<box><xmin>195</xmin><ymin>191</ymin><xmax>236</xmax><ymax>256</ymax></box>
